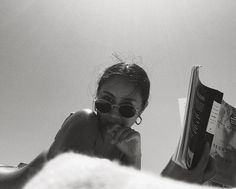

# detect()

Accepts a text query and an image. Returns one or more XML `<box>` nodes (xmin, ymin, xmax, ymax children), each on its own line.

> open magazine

<box><xmin>172</xmin><ymin>66</ymin><xmax>236</xmax><ymax>187</ymax></box>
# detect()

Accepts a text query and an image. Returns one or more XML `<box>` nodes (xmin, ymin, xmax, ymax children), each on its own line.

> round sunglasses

<box><xmin>94</xmin><ymin>99</ymin><xmax>137</xmax><ymax>118</ymax></box>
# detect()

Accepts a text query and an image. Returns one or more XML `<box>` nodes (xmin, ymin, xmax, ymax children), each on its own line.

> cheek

<box><xmin>122</xmin><ymin>111</ymin><xmax>141</xmax><ymax>127</ymax></box>
<box><xmin>125</xmin><ymin>117</ymin><xmax>138</xmax><ymax>128</ymax></box>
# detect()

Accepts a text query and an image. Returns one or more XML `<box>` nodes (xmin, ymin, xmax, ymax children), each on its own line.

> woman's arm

<box><xmin>47</xmin><ymin>109</ymin><xmax>98</xmax><ymax>160</ymax></box>
<box><xmin>0</xmin><ymin>151</ymin><xmax>47</xmax><ymax>189</ymax></box>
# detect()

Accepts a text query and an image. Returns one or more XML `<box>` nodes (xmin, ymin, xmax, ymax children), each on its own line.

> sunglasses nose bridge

<box><xmin>109</xmin><ymin>104</ymin><xmax>121</xmax><ymax>117</ymax></box>
<box><xmin>110</xmin><ymin>104</ymin><xmax>119</xmax><ymax>110</ymax></box>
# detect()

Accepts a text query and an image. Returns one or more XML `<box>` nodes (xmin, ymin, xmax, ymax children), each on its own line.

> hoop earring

<box><xmin>135</xmin><ymin>116</ymin><xmax>142</xmax><ymax>125</ymax></box>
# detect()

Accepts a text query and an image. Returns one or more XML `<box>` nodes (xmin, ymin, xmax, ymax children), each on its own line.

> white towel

<box><xmin>24</xmin><ymin>152</ymin><xmax>219</xmax><ymax>189</ymax></box>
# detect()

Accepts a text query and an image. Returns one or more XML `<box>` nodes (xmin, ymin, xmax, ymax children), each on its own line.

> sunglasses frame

<box><xmin>94</xmin><ymin>98</ymin><xmax>138</xmax><ymax>118</ymax></box>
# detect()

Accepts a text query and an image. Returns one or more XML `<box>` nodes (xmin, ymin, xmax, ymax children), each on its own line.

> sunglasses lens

<box><xmin>95</xmin><ymin>101</ymin><xmax>111</xmax><ymax>113</ymax></box>
<box><xmin>95</xmin><ymin>100</ymin><xmax>136</xmax><ymax>118</ymax></box>
<box><xmin>119</xmin><ymin>106</ymin><xmax>136</xmax><ymax>118</ymax></box>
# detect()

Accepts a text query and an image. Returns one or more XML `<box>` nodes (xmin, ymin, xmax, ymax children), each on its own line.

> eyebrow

<box><xmin>102</xmin><ymin>91</ymin><xmax>137</xmax><ymax>102</ymax></box>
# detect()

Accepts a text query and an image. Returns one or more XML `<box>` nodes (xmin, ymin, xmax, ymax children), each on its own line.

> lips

<box><xmin>106</xmin><ymin>123</ymin><xmax>120</xmax><ymax>130</ymax></box>
<box><xmin>103</xmin><ymin>118</ymin><xmax>121</xmax><ymax>127</ymax></box>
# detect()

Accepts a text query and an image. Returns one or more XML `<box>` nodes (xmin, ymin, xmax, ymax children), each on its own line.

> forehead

<box><xmin>97</xmin><ymin>76</ymin><xmax>142</xmax><ymax>103</ymax></box>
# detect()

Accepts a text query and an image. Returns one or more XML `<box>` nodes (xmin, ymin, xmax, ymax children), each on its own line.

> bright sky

<box><xmin>0</xmin><ymin>0</ymin><xmax>235</xmax><ymax>173</ymax></box>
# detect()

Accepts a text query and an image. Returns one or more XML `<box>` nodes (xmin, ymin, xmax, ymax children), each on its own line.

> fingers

<box><xmin>116</xmin><ymin>127</ymin><xmax>139</xmax><ymax>143</ymax></box>
<box><xmin>109</xmin><ymin>126</ymin><xmax>140</xmax><ymax>144</ymax></box>
<box><xmin>113</xmin><ymin>127</ymin><xmax>131</xmax><ymax>143</ymax></box>
<box><xmin>105</xmin><ymin>124</ymin><xmax>121</xmax><ymax>142</ymax></box>
<box><xmin>106</xmin><ymin>124</ymin><xmax>121</xmax><ymax>135</ymax></box>
<box><xmin>122</xmin><ymin>131</ymin><xmax>140</xmax><ymax>142</ymax></box>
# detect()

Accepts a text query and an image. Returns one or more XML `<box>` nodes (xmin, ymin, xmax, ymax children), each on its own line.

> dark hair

<box><xmin>96</xmin><ymin>62</ymin><xmax>150</xmax><ymax>110</ymax></box>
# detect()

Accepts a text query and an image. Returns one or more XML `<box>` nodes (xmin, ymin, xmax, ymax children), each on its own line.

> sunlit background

<box><xmin>0</xmin><ymin>0</ymin><xmax>235</xmax><ymax>173</ymax></box>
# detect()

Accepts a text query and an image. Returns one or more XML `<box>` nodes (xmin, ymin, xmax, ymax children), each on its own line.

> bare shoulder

<box><xmin>69</xmin><ymin>109</ymin><xmax>97</xmax><ymax>124</ymax></box>
<box><xmin>72</xmin><ymin>109</ymin><xmax>96</xmax><ymax>118</ymax></box>
<box><xmin>48</xmin><ymin>109</ymin><xmax>98</xmax><ymax>159</ymax></box>
<box><xmin>63</xmin><ymin>109</ymin><xmax>98</xmax><ymax>131</ymax></box>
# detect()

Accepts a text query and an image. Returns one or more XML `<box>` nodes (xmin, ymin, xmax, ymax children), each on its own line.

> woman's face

<box><xmin>96</xmin><ymin>76</ymin><xmax>143</xmax><ymax>130</ymax></box>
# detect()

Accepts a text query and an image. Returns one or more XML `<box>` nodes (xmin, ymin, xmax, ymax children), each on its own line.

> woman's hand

<box><xmin>161</xmin><ymin>142</ymin><xmax>216</xmax><ymax>184</ymax></box>
<box><xmin>106</xmin><ymin>125</ymin><xmax>141</xmax><ymax>169</ymax></box>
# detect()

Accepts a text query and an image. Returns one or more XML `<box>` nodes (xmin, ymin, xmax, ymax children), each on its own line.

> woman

<box><xmin>0</xmin><ymin>61</ymin><xmax>215</xmax><ymax>189</ymax></box>
<box><xmin>47</xmin><ymin>62</ymin><xmax>150</xmax><ymax>169</ymax></box>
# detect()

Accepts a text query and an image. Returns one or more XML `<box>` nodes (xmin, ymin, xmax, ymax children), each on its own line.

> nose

<box><xmin>109</xmin><ymin>105</ymin><xmax>121</xmax><ymax>120</ymax></box>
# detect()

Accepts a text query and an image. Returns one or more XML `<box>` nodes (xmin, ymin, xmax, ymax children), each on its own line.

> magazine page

<box><xmin>172</xmin><ymin>66</ymin><xmax>223</xmax><ymax>169</ymax></box>
<box><xmin>178</xmin><ymin>98</ymin><xmax>187</xmax><ymax>128</ymax></box>
<box><xmin>210</xmin><ymin>100</ymin><xmax>236</xmax><ymax>187</ymax></box>
<box><xmin>186</xmin><ymin>80</ymin><xmax>223</xmax><ymax>169</ymax></box>
<box><xmin>172</xmin><ymin>66</ymin><xmax>200</xmax><ymax>168</ymax></box>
